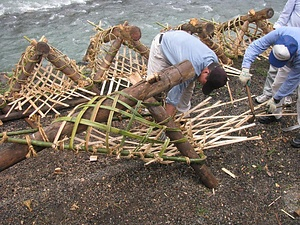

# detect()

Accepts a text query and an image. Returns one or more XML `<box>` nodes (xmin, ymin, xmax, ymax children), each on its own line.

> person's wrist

<box><xmin>242</xmin><ymin>68</ymin><xmax>250</xmax><ymax>73</ymax></box>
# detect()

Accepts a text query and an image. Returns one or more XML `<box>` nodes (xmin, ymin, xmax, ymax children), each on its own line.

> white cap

<box><xmin>272</xmin><ymin>44</ymin><xmax>291</xmax><ymax>61</ymax></box>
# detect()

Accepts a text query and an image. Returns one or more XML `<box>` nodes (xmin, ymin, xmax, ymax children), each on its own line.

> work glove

<box><xmin>239</xmin><ymin>68</ymin><xmax>251</xmax><ymax>86</ymax></box>
<box><xmin>266</xmin><ymin>98</ymin><xmax>279</xmax><ymax>114</ymax></box>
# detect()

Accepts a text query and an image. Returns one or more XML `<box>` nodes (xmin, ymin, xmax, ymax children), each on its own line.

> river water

<box><xmin>0</xmin><ymin>0</ymin><xmax>286</xmax><ymax>71</ymax></box>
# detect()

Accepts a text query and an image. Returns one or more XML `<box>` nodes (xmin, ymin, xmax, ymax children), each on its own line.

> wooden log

<box><xmin>0</xmin><ymin>60</ymin><xmax>195</xmax><ymax>170</ymax></box>
<box><xmin>93</xmin><ymin>38</ymin><xmax>123</xmax><ymax>82</ymax></box>
<box><xmin>1</xmin><ymin>42</ymin><xmax>50</xmax><ymax>114</ymax></box>
<box><xmin>98</xmin><ymin>22</ymin><xmax>141</xmax><ymax>43</ymax></box>
<box><xmin>177</xmin><ymin>18</ymin><xmax>214</xmax><ymax>37</ymax></box>
<box><xmin>146</xmin><ymin>97</ymin><xmax>218</xmax><ymax>188</ymax></box>
<box><xmin>232</xmin><ymin>21</ymin><xmax>250</xmax><ymax>57</ymax></box>
<box><xmin>82</xmin><ymin>22</ymin><xmax>143</xmax><ymax>62</ymax></box>
<box><xmin>217</xmin><ymin>8</ymin><xmax>274</xmax><ymax>32</ymax></box>
<box><xmin>11</xmin><ymin>41</ymin><xmax>49</xmax><ymax>93</ymax></box>
<box><xmin>240</xmin><ymin>8</ymin><xmax>274</xmax><ymax>23</ymax></box>
<box><xmin>255</xmin><ymin>20</ymin><xmax>273</xmax><ymax>34</ymax></box>
<box><xmin>129</xmin><ymin>40</ymin><xmax>150</xmax><ymax>60</ymax></box>
<box><xmin>178</xmin><ymin>18</ymin><xmax>232</xmax><ymax>65</ymax></box>
<box><xmin>44</xmin><ymin>43</ymin><xmax>99</xmax><ymax>94</ymax></box>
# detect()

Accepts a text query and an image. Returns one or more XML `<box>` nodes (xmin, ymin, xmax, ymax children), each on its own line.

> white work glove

<box><xmin>266</xmin><ymin>98</ymin><xmax>279</xmax><ymax>114</ymax></box>
<box><xmin>239</xmin><ymin>68</ymin><xmax>252</xmax><ymax>86</ymax></box>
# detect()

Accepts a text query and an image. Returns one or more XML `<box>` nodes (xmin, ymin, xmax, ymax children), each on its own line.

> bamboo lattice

<box><xmin>5</xmin><ymin>59</ymin><xmax>95</xmax><ymax>118</ymax></box>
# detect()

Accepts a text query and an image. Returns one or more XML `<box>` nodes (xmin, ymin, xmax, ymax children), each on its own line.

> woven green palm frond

<box><xmin>54</xmin><ymin>91</ymin><xmax>183</xmax><ymax>158</ymax></box>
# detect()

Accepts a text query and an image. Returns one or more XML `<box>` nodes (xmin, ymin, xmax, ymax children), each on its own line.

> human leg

<box><xmin>258</xmin><ymin>66</ymin><xmax>290</xmax><ymax>124</ymax></box>
<box><xmin>255</xmin><ymin>65</ymin><xmax>277</xmax><ymax>103</ymax></box>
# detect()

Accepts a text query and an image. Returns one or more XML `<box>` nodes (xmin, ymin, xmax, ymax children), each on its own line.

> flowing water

<box><xmin>0</xmin><ymin>0</ymin><xmax>286</xmax><ymax>71</ymax></box>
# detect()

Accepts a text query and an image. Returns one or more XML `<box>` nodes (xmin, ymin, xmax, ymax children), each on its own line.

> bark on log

<box><xmin>82</xmin><ymin>22</ymin><xmax>143</xmax><ymax>62</ymax></box>
<box><xmin>1</xmin><ymin>42</ymin><xmax>49</xmax><ymax>114</ymax></box>
<box><xmin>146</xmin><ymin>97</ymin><xmax>218</xmax><ymax>188</ymax></box>
<box><xmin>0</xmin><ymin>60</ymin><xmax>194</xmax><ymax>169</ymax></box>
<box><xmin>98</xmin><ymin>22</ymin><xmax>141</xmax><ymax>43</ymax></box>
<box><xmin>232</xmin><ymin>21</ymin><xmax>250</xmax><ymax>57</ymax></box>
<box><xmin>45</xmin><ymin>44</ymin><xmax>99</xmax><ymax>94</ymax></box>
<box><xmin>93</xmin><ymin>38</ymin><xmax>123</xmax><ymax>82</ymax></box>
<box><xmin>177</xmin><ymin>18</ymin><xmax>214</xmax><ymax>37</ymax></box>
<box><xmin>218</xmin><ymin>8</ymin><xmax>274</xmax><ymax>32</ymax></box>
<box><xmin>11</xmin><ymin>42</ymin><xmax>49</xmax><ymax>93</ymax></box>
<box><xmin>129</xmin><ymin>40</ymin><xmax>150</xmax><ymax>60</ymax></box>
<box><xmin>178</xmin><ymin>18</ymin><xmax>232</xmax><ymax>65</ymax></box>
<box><xmin>239</xmin><ymin>8</ymin><xmax>274</xmax><ymax>23</ymax></box>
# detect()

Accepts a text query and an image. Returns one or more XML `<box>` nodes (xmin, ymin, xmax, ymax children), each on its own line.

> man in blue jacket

<box><xmin>255</xmin><ymin>0</ymin><xmax>300</xmax><ymax>105</ymax></box>
<box><xmin>147</xmin><ymin>30</ymin><xmax>228</xmax><ymax>117</ymax></box>
<box><xmin>239</xmin><ymin>26</ymin><xmax>300</xmax><ymax>147</ymax></box>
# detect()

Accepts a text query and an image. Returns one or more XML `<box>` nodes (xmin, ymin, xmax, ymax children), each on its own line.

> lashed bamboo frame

<box><xmin>1</xmin><ymin>9</ymin><xmax>291</xmax><ymax>165</ymax></box>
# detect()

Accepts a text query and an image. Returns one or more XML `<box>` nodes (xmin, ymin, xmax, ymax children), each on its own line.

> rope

<box><xmin>0</xmin><ymin>132</ymin><xmax>8</xmax><ymax>144</ymax></box>
<box><xmin>25</xmin><ymin>135</ymin><xmax>37</xmax><ymax>158</ymax></box>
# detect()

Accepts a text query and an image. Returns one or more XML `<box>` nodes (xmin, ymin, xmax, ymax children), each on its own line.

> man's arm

<box><xmin>165</xmin><ymin>103</ymin><xmax>177</xmax><ymax>117</ymax></box>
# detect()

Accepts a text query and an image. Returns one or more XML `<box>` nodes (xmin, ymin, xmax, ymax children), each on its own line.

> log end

<box><xmin>129</xmin><ymin>26</ymin><xmax>142</xmax><ymax>41</ymax></box>
<box><xmin>36</xmin><ymin>42</ymin><xmax>50</xmax><ymax>56</ymax></box>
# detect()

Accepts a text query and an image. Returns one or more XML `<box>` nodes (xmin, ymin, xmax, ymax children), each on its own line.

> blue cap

<box><xmin>269</xmin><ymin>35</ymin><xmax>298</xmax><ymax>68</ymax></box>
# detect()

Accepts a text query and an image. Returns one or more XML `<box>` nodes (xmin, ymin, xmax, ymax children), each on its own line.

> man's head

<box><xmin>200</xmin><ymin>62</ymin><xmax>227</xmax><ymax>95</ymax></box>
<box><xmin>269</xmin><ymin>35</ymin><xmax>298</xmax><ymax>68</ymax></box>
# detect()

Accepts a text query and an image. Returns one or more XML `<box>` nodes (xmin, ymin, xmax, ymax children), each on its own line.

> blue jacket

<box><xmin>160</xmin><ymin>30</ymin><xmax>218</xmax><ymax>106</ymax></box>
<box><xmin>242</xmin><ymin>26</ymin><xmax>300</xmax><ymax>100</ymax></box>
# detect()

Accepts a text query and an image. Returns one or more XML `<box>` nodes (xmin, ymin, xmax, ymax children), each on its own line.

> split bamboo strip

<box><xmin>203</xmin><ymin>136</ymin><xmax>261</xmax><ymax>150</ymax></box>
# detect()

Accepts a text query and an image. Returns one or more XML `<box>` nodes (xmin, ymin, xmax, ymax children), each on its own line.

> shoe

<box><xmin>291</xmin><ymin>136</ymin><xmax>300</xmax><ymax>148</ymax></box>
<box><xmin>283</xmin><ymin>96</ymin><xmax>292</xmax><ymax>106</ymax></box>
<box><xmin>255</xmin><ymin>94</ymin><xmax>271</xmax><ymax>104</ymax></box>
<box><xmin>257</xmin><ymin>116</ymin><xmax>281</xmax><ymax>124</ymax></box>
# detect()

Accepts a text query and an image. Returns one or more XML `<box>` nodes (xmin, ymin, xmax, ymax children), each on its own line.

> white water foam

<box><xmin>0</xmin><ymin>0</ymin><xmax>91</xmax><ymax>16</ymax></box>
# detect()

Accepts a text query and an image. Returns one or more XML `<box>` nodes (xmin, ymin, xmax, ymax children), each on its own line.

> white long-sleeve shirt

<box><xmin>274</xmin><ymin>0</ymin><xmax>300</xmax><ymax>28</ymax></box>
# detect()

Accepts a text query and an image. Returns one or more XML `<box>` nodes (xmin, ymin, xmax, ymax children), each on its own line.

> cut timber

<box><xmin>1</xmin><ymin>41</ymin><xmax>49</xmax><ymax>114</ymax></box>
<box><xmin>217</xmin><ymin>8</ymin><xmax>274</xmax><ymax>32</ymax></box>
<box><xmin>82</xmin><ymin>22</ymin><xmax>145</xmax><ymax>62</ymax></box>
<box><xmin>146</xmin><ymin>97</ymin><xmax>218</xmax><ymax>188</ymax></box>
<box><xmin>93</xmin><ymin>38</ymin><xmax>123</xmax><ymax>82</ymax></box>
